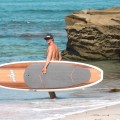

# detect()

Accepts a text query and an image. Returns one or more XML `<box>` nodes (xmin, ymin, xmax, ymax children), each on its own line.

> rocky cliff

<box><xmin>62</xmin><ymin>7</ymin><xmax>120</xmax><ymax>60</ymax></box>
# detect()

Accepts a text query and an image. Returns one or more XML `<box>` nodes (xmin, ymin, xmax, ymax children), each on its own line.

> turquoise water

<box><xmin>0</xmin><ymin>0</ymin><xmax>120</xmax><ymax>63</ymax></box>
<box><xmin>0</xmin><ymin>0</ymin><xmax>120</xmax><ymax>120</ymax></box>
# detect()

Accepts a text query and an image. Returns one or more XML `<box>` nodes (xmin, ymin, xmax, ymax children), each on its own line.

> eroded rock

<box><xmin>62</xmin><ymin>7</ymin><xmax>120</xmax><ymax>60</ymax></box>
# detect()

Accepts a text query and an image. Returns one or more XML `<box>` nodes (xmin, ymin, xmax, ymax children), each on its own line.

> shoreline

<box><xmin>57</xmin><ymin>103</ymin><xmax>120</xmax><ymax>120</ymax></box>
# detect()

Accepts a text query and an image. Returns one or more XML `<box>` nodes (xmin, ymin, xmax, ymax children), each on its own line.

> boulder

<box><xmin>62</xmin><ymin>7</ymin><xmax>120</xmax><ymax>60</ymax></box>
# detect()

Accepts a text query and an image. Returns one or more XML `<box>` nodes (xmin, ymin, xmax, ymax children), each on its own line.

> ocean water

<box><xmin>0</xmin><ymin>0</ymin><xmax>120</xmax><ymax>120</ymax></box>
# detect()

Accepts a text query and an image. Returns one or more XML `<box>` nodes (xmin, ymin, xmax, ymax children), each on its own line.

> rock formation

<box><xmin>62</xmin><ymin>7</ymin><xmax>120</xmax><ymax>60</ymax></box>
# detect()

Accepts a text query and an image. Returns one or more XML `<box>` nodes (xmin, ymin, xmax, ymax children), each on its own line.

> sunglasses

<box><xmin>45</xmin><ymin>38</ymin><xmax>51</xmax><ymax>40</ymax></box>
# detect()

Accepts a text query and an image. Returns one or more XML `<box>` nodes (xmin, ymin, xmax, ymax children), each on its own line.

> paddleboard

<box><xmin>0</xmin><ymin>61</ymin><xmax>103</xmax><ymax>91</ymax></box>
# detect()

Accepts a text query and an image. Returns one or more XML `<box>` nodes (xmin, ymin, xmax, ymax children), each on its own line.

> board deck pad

<box><xmin>24</xmin><ymin>63</ymin><xmax>91</xmax><ymax>89</ymax></box>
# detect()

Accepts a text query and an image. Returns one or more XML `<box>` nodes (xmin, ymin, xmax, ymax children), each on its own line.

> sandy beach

<box><xmin>58</xmin><ymin>103</ymin><xmax>120</xmax><ymax>120</ymax></box>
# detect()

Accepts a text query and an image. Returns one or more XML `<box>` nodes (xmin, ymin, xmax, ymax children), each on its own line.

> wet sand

<box><xmin>57</xmin><ymin>103</ymin><xmax>120</xmax><ymax>120</ymax></box>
